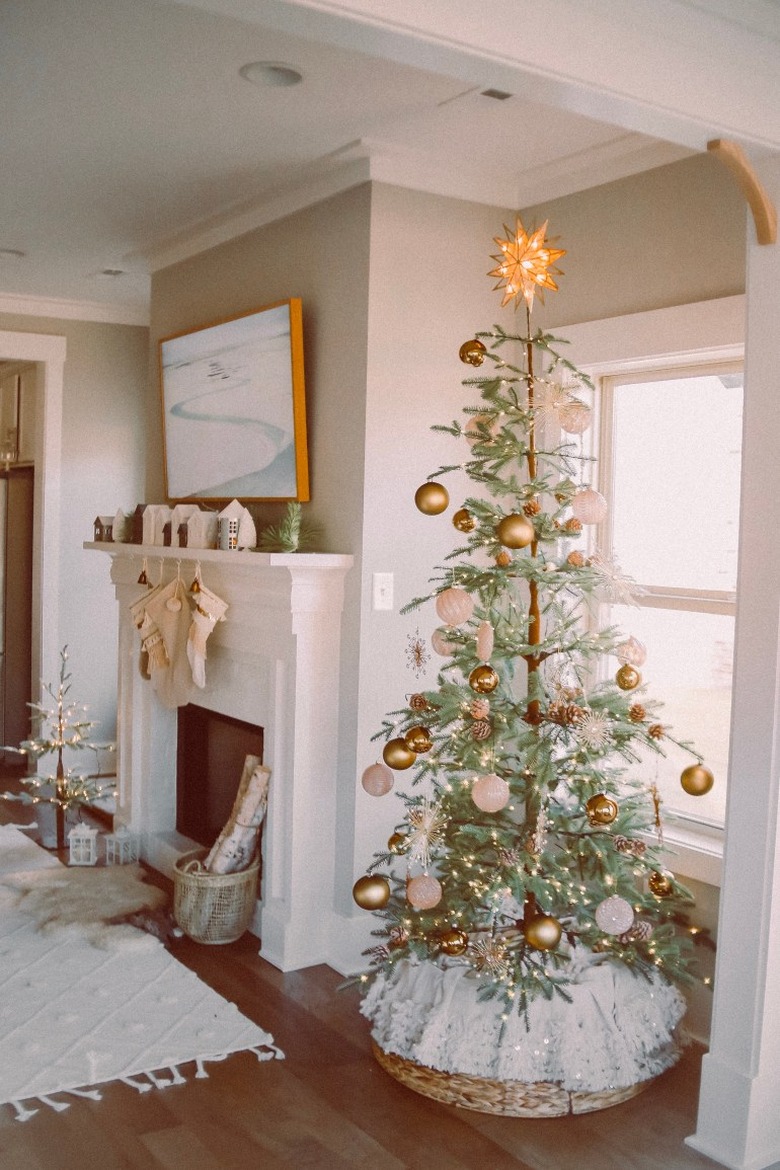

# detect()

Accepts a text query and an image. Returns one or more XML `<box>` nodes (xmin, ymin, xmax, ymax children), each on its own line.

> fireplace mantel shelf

<box><xmin>84</xmin><ymin>541</ymin><xmax>351</xmax><ymax>571</ymax></box>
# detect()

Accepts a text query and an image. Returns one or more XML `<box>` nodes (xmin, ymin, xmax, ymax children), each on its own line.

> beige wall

<box><xmin>521</xmin><ymin>153</ymin><xmax>746</xmax><ymax>328</ymax></box>
<box><xmin>0</xmin><ymin>314</ymin><xmax>148</xmax><ymax>738</ymax></box>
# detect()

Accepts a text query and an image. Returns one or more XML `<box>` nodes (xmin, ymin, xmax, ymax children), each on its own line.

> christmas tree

<box><xmin>354</xmin><ymin>218</ymin><xmax>714</xmax><ymax>1114</ymax></box>
<box><xmin>1</xmin><ymin>647</ymin><xmax>115</xmax><ymax>851</ymax></box>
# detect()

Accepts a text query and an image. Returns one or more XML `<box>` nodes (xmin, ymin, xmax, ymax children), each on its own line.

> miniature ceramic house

<box><xmin>68</xmin><ymin>823</ymin><xmax>99</xmax><ymax>866</ymax></box>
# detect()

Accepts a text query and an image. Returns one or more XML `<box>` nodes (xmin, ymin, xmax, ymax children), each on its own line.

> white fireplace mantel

<box><xmin>85</xmin><ymin>542</ymin><xmax>353</xmax><ymax>972</ymax></box>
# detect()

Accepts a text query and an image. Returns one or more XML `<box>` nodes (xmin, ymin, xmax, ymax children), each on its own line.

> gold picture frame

<box><xmin>159</xmin><ymin>297</ymin><xmax>309</xmax><ymax>502</ymax></box>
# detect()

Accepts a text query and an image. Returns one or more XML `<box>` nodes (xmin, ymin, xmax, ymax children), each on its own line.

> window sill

<box><xmin>653</xmin><ymin>817</ymin><xmax>723</xmax><ymax>887</ymax></box>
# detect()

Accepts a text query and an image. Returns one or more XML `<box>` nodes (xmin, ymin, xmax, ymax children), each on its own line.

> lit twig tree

<box><xmin>1</xmin><ymin>647</ymin><xmax>115</xmax><ymax>851</ymax></box>
<box><xmin>353</xmin><ymin>218</ymin><xmax>714</xmax><ymax>1114</ymax></box>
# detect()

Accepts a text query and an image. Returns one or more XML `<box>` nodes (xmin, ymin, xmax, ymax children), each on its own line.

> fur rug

<box><xmin>0</xmin><ymin>863</ymin><xmax>173</xmax><ymax>948</ymax></box>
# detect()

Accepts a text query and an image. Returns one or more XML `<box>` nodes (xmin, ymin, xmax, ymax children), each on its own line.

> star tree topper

<box><xmin>488</xmin><ymin>217</ymin><xmax>566</xmax><ymax>310</ymax></box>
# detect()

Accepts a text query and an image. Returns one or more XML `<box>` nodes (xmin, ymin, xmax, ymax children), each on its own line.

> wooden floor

<box><xmin>0</xmin><ymin>791</ymin><xmax>727</xmax><ymax>1170</ymax></box>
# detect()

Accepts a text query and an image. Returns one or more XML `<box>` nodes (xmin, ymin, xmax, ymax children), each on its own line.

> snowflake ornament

<box><xmin>588</xmin><ymin>551</ymin><xmax>647</xmax><ymax>606</ymax></box>
<box><xmin>576</xmin><ymin>711</ymin><xmax>611</xmax><ymax>750</ymax></box>
<box><xmin>470</xmin><ymin>935</ymin><xmax>511</xmax><ymax>979</ymax></box>
<box><xmin>406</xmin><ymin>627</ymin><xmax>431</xmax><ymax>678</ymax></box>
<box><xmin>406</xmin><ymin>799</ymin><xmax>448</xmax><ymax>869</ymax></box>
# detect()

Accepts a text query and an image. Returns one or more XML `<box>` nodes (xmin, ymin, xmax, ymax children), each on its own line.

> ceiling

<box><xmin>2</xmin><ymin>0</ymin><xmax>778</xmax><ymax>321</ymax></box>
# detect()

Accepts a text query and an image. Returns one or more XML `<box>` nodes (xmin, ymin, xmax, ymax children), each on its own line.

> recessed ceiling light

<box><xmin>0</xmin><ymin>248</ymin><xmax>26</xmax><ymax>260</ymax></box>
<box><xmin>481</xmin><ymin>88</ymin><xmax>513</xmax><ymax>101</ymax></box>
<box><xmin>239</xmin><ymin>61</ymin><xmax>303</xmax><ymax>88</ymax></box>
<box><xmin>95</xmin><ymin>268</ymin><xmax>126</xmax><ymax>279</ymax></box>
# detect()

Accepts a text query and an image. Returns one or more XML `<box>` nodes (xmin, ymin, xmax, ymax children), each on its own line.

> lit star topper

<box><xmin>488</xmin><ymin>217</ymin><xmax>566</xmax><ymax>310</ymax></box>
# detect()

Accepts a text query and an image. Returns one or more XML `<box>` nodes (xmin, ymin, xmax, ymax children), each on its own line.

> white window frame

<box><xmin>558</xmin><ymin>295</ymin><xmax>745</xmax><ymax>886</ymax></box>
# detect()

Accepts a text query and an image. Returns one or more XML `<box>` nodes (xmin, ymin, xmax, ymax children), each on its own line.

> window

<box><xmin>596</xmin><ymin>363</ymin><xmax>743</xmax><ymax>833</ymax></box>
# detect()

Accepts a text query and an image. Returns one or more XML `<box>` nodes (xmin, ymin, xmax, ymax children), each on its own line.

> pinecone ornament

<box><xmin>546</xmin><ymin>701</ymin><xmax>586</xmax><ymax>726</ymax></box>
<box><xmin>619</xmin><ymin>920</ymin><xmax>653</xmax><ymax>944</ymax></box>
<box><xmin>523</xmin><ymin>498</ymin><xmax>542</xmax><ymax>517</ymax></box>
<box><xmin>471</xmin><ymin>719</ymin><xmax>492</xmax><ymax>741</ymax></box>
<box><xmin>648</xmin><ymin>723</ymin><xmax>665</xmax><ymax>740</ymax></box>
<box><xmin>628</xmin><ymin>703</ymin><xmax>646</xmax><ymax>723</ymax></box>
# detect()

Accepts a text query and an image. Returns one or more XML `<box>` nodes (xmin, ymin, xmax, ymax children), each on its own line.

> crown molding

<box><xmin>134</xmin><ymin>134</ymin><xmax>695</xmax><ymax>276</ymax></box>
<box><xmin>0</xmin><ymin>291</ymin><xmax>149</xmax><ymax>327</ymax></box>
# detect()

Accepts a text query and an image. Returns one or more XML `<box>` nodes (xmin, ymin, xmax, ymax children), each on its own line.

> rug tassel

<box><xmin>68</xmin><ymin>1088</ymin><xmax>103</xmax><ymax>1101</ymax></box>
<box><xmin>10</xmin><ymin>1100</ymin><xmax>38</xmax><ymax>1122</ymax></box>
<box><xmin>251</xmin><ymin>1043</ymin><xmax>285</xmax><ymax>1062</ymax></box>
<box><xmin>38</xmin><ymin>1094</ymin><xmax>70</xmax><ymax>1113</ymax></box>
<box><xmin>120</xmin><ymin>1075</ymin><xmax>153</xmax><ymax>1093</ymax></box>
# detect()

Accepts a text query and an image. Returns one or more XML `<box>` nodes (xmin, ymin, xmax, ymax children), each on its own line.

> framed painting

<box><xmin>159</xmin><ymin>298</ymin><xmax>309</xmax><ymax>502</ymax></box>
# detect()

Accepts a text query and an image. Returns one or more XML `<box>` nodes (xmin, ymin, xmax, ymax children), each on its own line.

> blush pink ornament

<box><xmin>431</xmin><ymin>626</ymin><xmax>457</xmax><ymax>656</ymax></box>
<box><xmin>571</xmin><ymin>487</ymin><xmax>608</xmax><ymax>525</ymax></box>
<box><xmin>435</xmin><ymin>587</ymin><xmax>474</xmax><ymax>626</ymax></box>
<box><xmin>471</xmin><ymin>773</ymin><xmax>510</xmax><ymax>812</ymax></box>
<box><xmin>361</xmin><ymin>762</ymin><xmax>394</xmax><ymax>797</ymax></box>
<box><xmin>616</xmin><ymin>636</ymin><xmax>647</xmax><ymax>667</ymax></box>
<box><xmin>464</xmin><ymin>413</ymin><xmax>498</xmax><ymax>446</ymax></box>
<box><xmin>558</xmin><ymin>399</ymin><xmax>593</xmax><ymax>435</ymax></box>
<box><xmin>475</xmin><ymin>620</ymin><xmax>495</xmax><ymax>662</ymax></box>
<box><xmin>407</xmin><ymin>873</ymin><xmax>443</xmax><ymax>909</ymax></box>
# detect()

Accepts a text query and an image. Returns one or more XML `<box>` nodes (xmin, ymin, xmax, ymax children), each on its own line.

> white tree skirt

<box><xmin>361</xmin><ymin>953</ymin><xmax>685</xmax><ymax>1094</ymax></box>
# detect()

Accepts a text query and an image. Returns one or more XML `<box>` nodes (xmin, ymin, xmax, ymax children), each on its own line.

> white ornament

<box><xmin>595</xmin><ymin>895</ymin><xmax>635</xmax><ymax>936</ymax></box>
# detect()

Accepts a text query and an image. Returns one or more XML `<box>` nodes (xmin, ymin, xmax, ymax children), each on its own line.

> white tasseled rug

<box><xmin>0</xmin><ymin>824</ymin><xmax>283</xmax><ymax>1121</ymax></box>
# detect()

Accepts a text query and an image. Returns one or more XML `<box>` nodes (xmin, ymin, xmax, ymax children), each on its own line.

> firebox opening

<box><xmin>176</xmin><ymin>704</ymin><xmax>264</xmax><ymax>847</ymax></box>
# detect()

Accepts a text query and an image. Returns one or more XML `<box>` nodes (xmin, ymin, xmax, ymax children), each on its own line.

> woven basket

<box><xmin>173</xmin><ymin>849</ymin><xmax>260</xmax><ymax>945</ymax></box>
<box><xmin>371</xmin><ymin>1041</ymin><xmax>649</xmax><ymax>1116</ymax></box>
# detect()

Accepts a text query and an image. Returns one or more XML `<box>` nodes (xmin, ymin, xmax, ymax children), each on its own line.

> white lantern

<box><xmin>571</xmin><ymin>487</ymin><xmax>608</xmax><ymax>525</ymax></box>
<box><xmin>68</xmin><ymin>824</ymin><xmax>99</xmax><ymax>867</ymax></box>
<box><xmin>104</xmin><ymin>824</ymin><xmax>141</xmax><ymax>865</ymax></box>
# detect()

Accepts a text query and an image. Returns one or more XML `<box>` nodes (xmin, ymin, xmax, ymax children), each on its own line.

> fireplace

<box><xmin>176</xmin><ymin>704</ymin><xmax>264</xmax><ymax>847</ymax></box>
<box><xmin>87</xmin><ymin>543</ymin><xmax>352</xmax><ymax>972</ymax></box>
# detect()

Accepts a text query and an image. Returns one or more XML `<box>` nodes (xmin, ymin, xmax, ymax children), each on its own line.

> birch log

<box><xmin>204</xmin><ymin>755</ymin><xmax>270</xmax><ymax>874</ymax></box>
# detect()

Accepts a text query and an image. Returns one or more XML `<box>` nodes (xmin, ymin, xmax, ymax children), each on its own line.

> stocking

<box><xmin>145</xmin><ymin>578</ymin><xmax>194</xmax><ymax>709</ymax></box>
<box><xmin>187</xmin><ymin>584</ymin><xmax>228</xmax><ymax>689</ymax></box>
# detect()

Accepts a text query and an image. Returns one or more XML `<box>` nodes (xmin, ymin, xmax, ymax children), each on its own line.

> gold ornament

<box><xmin>404</xmin><ymin>725</ymin><xmax>433</xmax><ymax>754</ymax></box>
<box><xmin>459</xmin><ymin>338</ymin><xmax>487</xmax><ymax>366</ymax></box>
<box><xmin>680</xmin><ymin>763</ymin><xmax>715</xmax><ymax>796</ymax></box>
<box><xmin>352</xmin><ymin>874</ymin><xmax>391</xmax><ymax>910</ymax></box>
<box><xmin>616</xmin><ymin>664</ymin><xmax>641</xmax><ymax>691</ymax></box>
<box><xmin>407</xmin><ymin>873</ymin><xmax>443</xmax><ymax>910</ymax></box>
<box><xmin>382</xmin><ymin>737</ymin><xmax>417</xmax><ymax>770</ymax></box>
<box><xmin>523</xmin><ymin>913</ymin><xmax>563</xmax><ymax>951</ymax></box>
<box><xmin>453</xmin><ymin>507</ymin><xmax>476</xmax><ymax>533</ymax></box>
<box><xmin>648</xmin><ymin>870</ymin><xmax>674</xmax><ymax>898</ymax></box>
<box><xmin>439</xmin><ymin>928</ymin><xmax>469</xmax><ymax>956</ymax></box>
<box><xmin>496</xmin><ymin>513</ymin><xmax>535</xmax><ymax>549</ymax></box>
<box><xmin>586</xmin><ymin>793</ymin><xmax>619</xmax><ymax>826</ymax></box>
<box><xmin>469</xmin><ymin>664</ymin><xmax>499</xmax><ymax>694</ymax></box>
<box><xmin>488</xmin><ymin>217</ymin><xmax>565</xmax><ymax>310</ymax></box>
<box><xmin>387</xmin><ymin>832</ymin><xmax>407</xmax><ymax>853</ymax></box>
<box><xmin>414</xmin><ymin>481</ymin><xmax>449</xmax><ymax>515</ymax></box>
